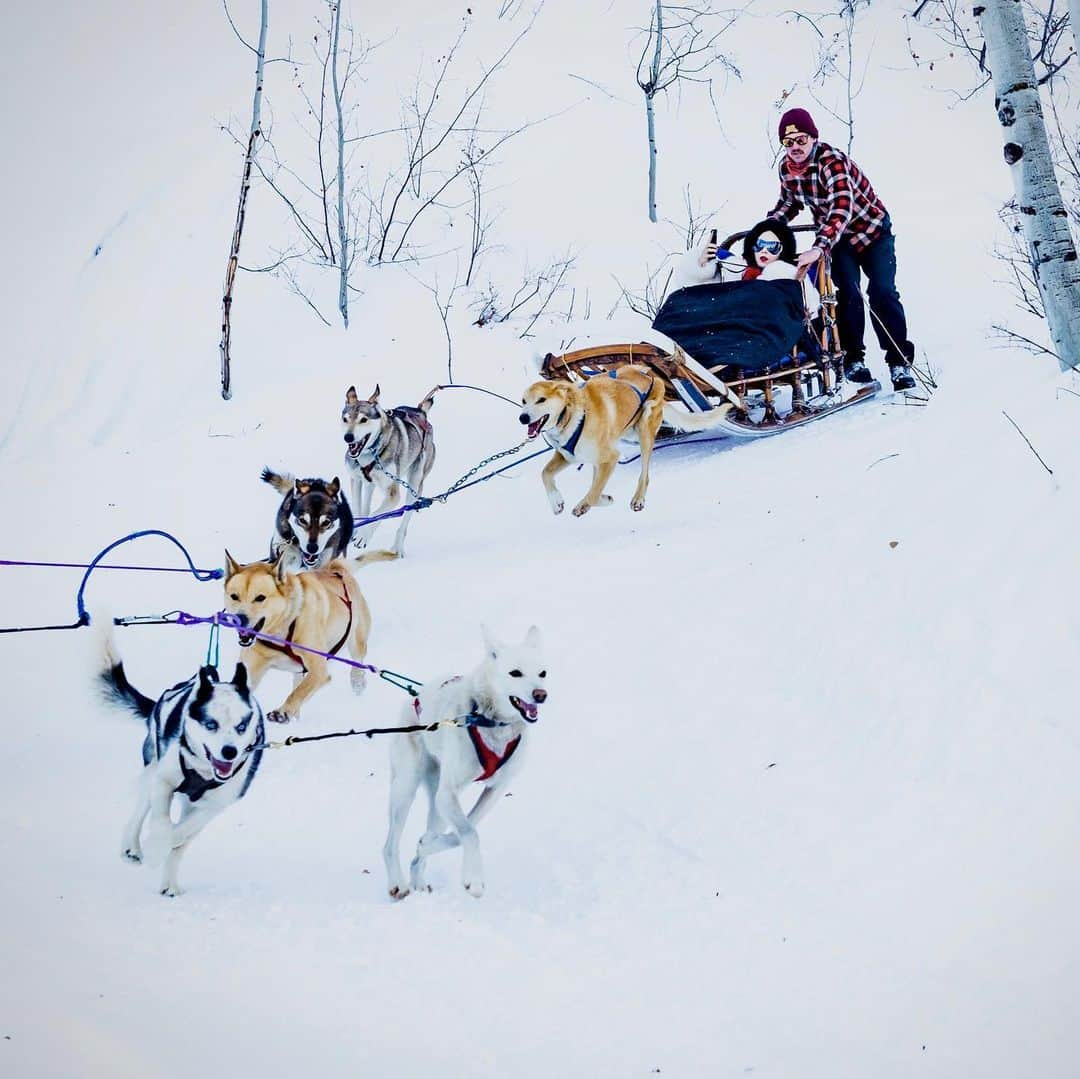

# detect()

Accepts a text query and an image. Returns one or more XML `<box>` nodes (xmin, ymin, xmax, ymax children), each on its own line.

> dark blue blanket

<box><xmin>652</xmin><ymin>279</ymin><xmax>808</xmax><ymax>371</ymax></box>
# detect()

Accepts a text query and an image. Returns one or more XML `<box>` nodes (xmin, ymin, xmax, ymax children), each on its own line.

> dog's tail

<box><xmin>661</xmin><ymin>400</ymin><xmax>736</xmax><ymax>433</ymax></box>
<box><xmin>261</xmin><ymin>467</ymin><xmax>296</xmax><ymax>496</ymax></box>
<box><xmin>98</xmin><ymin>630</ymin><xmax>155</xmax><ymax>721</ymax></box>
<box><xmin>352</xmin><ymin>549</ymin><xmax>399</xmax><ymax>568</ymax></box>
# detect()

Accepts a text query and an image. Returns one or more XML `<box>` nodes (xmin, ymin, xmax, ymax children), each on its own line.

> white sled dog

<box><xmin>99</xmin><ymin>639</ymin><xmax>265</xmax><ymax>897</ymax></box>
<box><xmin>383</xmin><ymin>625</ymin><xmax>548</xmax><ymax>899</ymax></box>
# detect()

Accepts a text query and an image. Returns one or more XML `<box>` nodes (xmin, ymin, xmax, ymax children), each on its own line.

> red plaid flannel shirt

<box><xmin>768</xmin><ymin>141</ymin><xmax>888</xmax><ymax>252</ymax></box>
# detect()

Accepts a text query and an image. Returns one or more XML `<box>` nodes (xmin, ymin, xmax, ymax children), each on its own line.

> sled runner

<box><xmin>540</xmin><ymin>228</ymin><xmax>880</xmax><ymax>440</ymax></box>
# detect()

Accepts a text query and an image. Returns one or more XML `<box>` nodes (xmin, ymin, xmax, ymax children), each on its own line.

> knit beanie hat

<box><xmin>778</xmin><ymin>107</ymin><xmax>819</xmax><ymax>141</ymax></box>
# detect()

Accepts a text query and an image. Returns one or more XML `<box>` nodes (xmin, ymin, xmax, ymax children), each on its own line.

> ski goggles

<box><xmin>754</xmin><ymin>239</ymin><xmax>783</xmax><ymax>255</ymax></box>
<box><xmin>781</xmin><ymin>134</ymin><xmax>811</xmax><ymax>148</ymax></box>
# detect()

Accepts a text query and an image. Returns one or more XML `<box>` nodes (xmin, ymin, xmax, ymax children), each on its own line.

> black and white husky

<box><xmin>382</xmin><ymin>626</ymin><xmax>547</xmax><ymax>900</ymax></box>
<box><xmin>262</xmin><ymin>468</ymin><xmax>354</xmax><ymax>572</ymax></box>
<box><xmin>342</xmin><ymin>384</ymin><xmax>436</xmax><ymax>557</ymax></box>
<box><xmin>100</xmin><ymin>642</ymin><xmax>265</xmax><ymax>897</ymax></box>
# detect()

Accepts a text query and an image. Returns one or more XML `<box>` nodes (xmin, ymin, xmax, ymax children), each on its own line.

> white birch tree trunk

<box><xmin>219</xmin><ymin>0</ymin><xmax>268</xmax><ymax>400</ymax></box>
<box><xmin>646</xmin><ymin>94</ymin><xmax>658</xmax><ymax>224</ymax></box>
<box><xmin>646</xmin><ymin>0</ymin><xmax>663</xmax><ymax>224</ymax></box>
<box><xmin>331</xmin><ymin>0</ymin><xmax>349</xmax><ymax>329</ymax></box>
<box><xmin>978</xmin><ymin>0</ymin><xmax>1080</xmax><ymax>368</ymax></box>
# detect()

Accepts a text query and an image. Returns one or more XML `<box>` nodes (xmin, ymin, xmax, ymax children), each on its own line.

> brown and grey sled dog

<box><xmin>341</xmin><ymin>384</ymin><xmax>436</xmax><ymax>557</ymax></box>
<box><xmin>223</xmin><ymin>548</ymin><xmax>395</xmax><ymax>724</ymax></box>
<box><xmin>261</xmin><ymin>468</ymin><xmax>354</xmax><ymax>572</ymax></box>
<box><xmin>519</xmin><ymin>365</ymin><xmax>734</xmax><ymax>517</ymax></box>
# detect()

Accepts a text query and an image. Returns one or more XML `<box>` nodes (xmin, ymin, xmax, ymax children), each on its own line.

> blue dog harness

<box><xmin>550</xmin><ymin>373</ymin><xmax>654</xmax><ymax>458</ymax></box>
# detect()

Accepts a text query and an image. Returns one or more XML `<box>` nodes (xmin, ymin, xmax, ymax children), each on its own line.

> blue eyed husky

<box><xmin>100</xmin><ymin>641</ymin><xmax>265</xmax><ymax>897</ymax></box>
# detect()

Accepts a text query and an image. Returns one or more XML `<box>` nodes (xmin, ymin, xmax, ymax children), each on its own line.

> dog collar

<box><xmin>177</xmin><ymin>737</ymin><xmax>249</xmax><ymax>803</ymax></box>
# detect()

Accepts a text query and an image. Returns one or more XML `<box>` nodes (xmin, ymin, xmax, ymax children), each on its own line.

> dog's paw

<box><xmin>630</xmin><ymin>498</ymin><xmax>645</xmax><ymax>512</ymax></box>
<box><xmin>352</xmin><ymin>534</ymin><xmax>369</xmax><ymax>550</ymax></box>
<box><xmin>121</xmin><ymin>846</ymin><xmax>142</xmax><ymax>864</ymax></box>
<box><xmin>160</xmin><ymin>883</ymin><xmax>184</xmax><ymax>899</ymax></box>
<box><xmin>571</xmin><ymin>500</ymin><xmax>591</xmax><ymax>517</ymax></box>
<box><xmin>599</xmin><ymin>494</ymin><xmax>614</xmax><ymax>506</ymax></box>
<box><xmin>350</xmin><ymin>668</ymin><xmax>368</xmax><ymax>695</ymax></box>
<box><xmin>388</xmin><ymin>884</ymin><xmax>410</xmax><ymax>901</ymax></box>
<box><xmin>266</xmin><ymin>708</ymin><xmax>294</xmax><ymax>724</ymax></box>
<box><xmin>463</xmin><ymin>878</ymin><xmax>485</xmax><ymax>899</ymax></box>
<box><xmin>549</xmin><ymin>495</ymin><xmax>565</xmax><ymax>515</ymax></box>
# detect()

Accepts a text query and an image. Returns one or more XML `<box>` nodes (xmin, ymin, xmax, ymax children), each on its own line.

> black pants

<box><xmin>830</xmin><ymin>219</ymin><xmax>914</xmax><ymax>366</ymax></box>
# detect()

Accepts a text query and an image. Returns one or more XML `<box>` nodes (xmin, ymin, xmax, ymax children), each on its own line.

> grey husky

<box><xmin>261</xmin><ymin>468</ymin><xmax>353</xmax><ymax>572</ymax></box>
<box><xmin>100</xmin><ymin>642</ymin><xmax>265</xmax><ymax>897</ymax></box>
<box><xmin>342</xmin><ymin>384</ymin><xmax>436</xmax><ymax>557</ymax></box>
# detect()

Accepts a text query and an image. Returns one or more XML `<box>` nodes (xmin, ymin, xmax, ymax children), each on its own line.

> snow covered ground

<box><xmin>2</xmin><ymin>3</ymin><xmax>1079</xmax><ymax>1077</ymax></box>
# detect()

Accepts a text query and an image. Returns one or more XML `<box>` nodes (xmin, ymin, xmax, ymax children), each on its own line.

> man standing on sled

<box><xmin>766</xmin><ymin>107</ymin><xmax>917</xmax><ymax>391</ymax></box>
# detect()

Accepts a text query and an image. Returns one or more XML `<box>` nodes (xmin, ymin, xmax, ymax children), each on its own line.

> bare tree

<box><xmin>911</xmin><ymin>0</ymin><xmax>1080</xmax><ymax>363</ymax></box>
<box><xmin>635</xmin><ymin>1</ymin><xmax>742</xmax><ymax>223</ymax></box>
<box><xmin>219</xmin><ymin>0</ymin><xmax>269</xmax><ymax>400</ymax></box>
<box><xmin>470</xmin><ymin>255</ymin><xmax>577</xmax><ymax>336</ymax></box>
<box><xmin>783</xmin><ymin>1</ymin><xmax>872</xmax><ymax>153</ymax></box>
<box><xmin>330</xmin><ymin>0</ymin><xmax>349</xmax><ymax>326</ymax></box>
<box><xmin>233</xmin><ymin>10</ymin><xmax>542</xmax><ymax>328</ymax></box>
<box><xmin>977</xmin><ymin>0</ymin><xmax>1080</xmax><ymax>366</ymax></box>
<box><xmin>612</xmin><ymin>262</ymin><xmax>675</xmax><ymax>318</ymax></box>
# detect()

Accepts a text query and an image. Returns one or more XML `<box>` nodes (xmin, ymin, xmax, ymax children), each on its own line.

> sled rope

<box><xmin>0</xmin><ymin>559</ymin><xmax>223</xmax><ymax>574</ymax></box>
<box><xmin>251</xmin><ymin>712</ymin><xmax>512</xmax><ymax>752</ymax></box>
<box><xmin>0</xmin><ymin>530</ymin><xmax>222</xmax><ymax>634</ymax></box>
<box><xmin>112</xmin><ymin>609</ymin><xmax>425</xmax><ymax>696</ymax></box>
<box><xmin>354</xmin><ymin>441</ymin><xmax>551</xmax><ymax>528</ymax></box>
<box><xmin>429</xmin><ymin>382</ymin><xmax>522</xmax><ymax>409</ymax></box>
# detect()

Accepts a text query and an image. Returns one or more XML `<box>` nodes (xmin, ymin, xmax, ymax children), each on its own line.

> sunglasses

<box><xmin>781</xmin><ymin>134</ymin><xmax>811</xmax><ymax>149</ymax></box>
<box><xmin>754</xmin><ymin>239</ymin><xmax>783</xmax><ymax>254</ymax></box>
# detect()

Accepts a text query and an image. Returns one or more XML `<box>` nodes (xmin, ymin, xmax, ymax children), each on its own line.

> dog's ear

<box><xmin>368</xmin><ymin>384</ymin><xmax>381</xmax><ymax>404</ymax></box>
<box><xmin>232</xmin><ymin>662</ymin><xmax>249</xmax><ymax>694</ymax></box>
<box><xmin>346</xmin><ymin>386</ymin><xmax>359</xmax><ymax>405</ymax></box>
<box><xmin>294</xmin><ymin>479</ymin><xmax>310</xmax><ymax>496</ymax></box>
<box><xmin>327</xmin><ymin>476</ymin><xmax>341</xmax><ymax>497</ymax></box>
<box><xmin>524</xmin><ymin>625</ymin><xmax>543</xmax><ymax>650</ymax></box>
<box><xmin>480</xmin><ymin>623</ymin><xmax>501</xmax><ymax>660</ymax></box>
<box><xmin>224</xmin><ymin>550</ymin><xmax>242</xmax><ymax>579</ymax></box>
<box><xmin>197</xmin><ymin>665</ymin><xmax>219</xmax><ymax>697</ymax></box>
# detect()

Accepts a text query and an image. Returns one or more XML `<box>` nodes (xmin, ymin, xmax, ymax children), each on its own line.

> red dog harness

<box><xmin>412</xmin><ymin>695</ymin><xmax>520</xmax><ymax>782</ymax></box>
<box><xmin>260</xmin><ymin>574</ymin><xmax>353</xmax><ymax>673</ymax></box>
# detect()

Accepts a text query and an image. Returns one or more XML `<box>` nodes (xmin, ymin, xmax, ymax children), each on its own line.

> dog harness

<box><xmin>548</xmin><ymin>375</ymin><xmax>654</xmax><ymax>459</ymax></box>
<box><xmin>468</xmin><ymin>724</ymin><xmax>521</xmax><ymax>782</ymax></box>
<box><xmin>411</xmin><ymin>696</ymin><xmax>521</xmax><ymax>782</ymax></box>
<box><xmin>177</xmin><ymin>736</ymin><xmax>249</xmax><ymax>803</ymax></box>
<box><xmin>259</xmin><ymin>574</ymin><xmax>353</xmax><ymax>673</ymax></box>
<box><xmin>357</xmin><ymin>407</ymin><xmax>433</xmax><ymax>481</ymax></box>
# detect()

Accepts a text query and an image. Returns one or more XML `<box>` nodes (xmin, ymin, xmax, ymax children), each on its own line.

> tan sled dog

<box><xmin>519</xmin><ymin>365</ymin><xmax>733</xmax><ymax>517</ymax></box>
<box><xmin>223</xmin><ymin>549</ymin><xmax>395</xmax><ymax>724</ymax></box>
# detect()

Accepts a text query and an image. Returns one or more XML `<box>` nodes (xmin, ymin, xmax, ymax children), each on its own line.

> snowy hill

<box><xmin>3</xmin><ymin>3</ymin><xmax>1079</xmax><ymax>1078</ymax></box>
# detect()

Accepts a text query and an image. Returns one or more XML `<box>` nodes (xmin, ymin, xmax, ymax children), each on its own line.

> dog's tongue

<box><xmin>527</xmin><ymin>419</ymin><xmax>544</xmax><ymax>439</ymax></box>
<box><xmin>210</xmin><ymin>756</ymin><xmax>234</xmax><ymax>779</ymax></box>
<box><xmin>524</xmin><ymin>701</ymin><xmax>538</xmax><ymax>720</ymax></box>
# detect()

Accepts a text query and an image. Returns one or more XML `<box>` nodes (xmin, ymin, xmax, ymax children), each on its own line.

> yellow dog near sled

<box><xmin>519</xmin><ymin>365</ymin><xmax>732</xmax><ymax>517</ymax></box>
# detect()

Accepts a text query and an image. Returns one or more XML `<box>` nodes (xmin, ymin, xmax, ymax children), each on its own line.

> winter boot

<box><xmin>845</xmin><ymin>359</ymin><xmax>873</xmax><ymax>384</ymax></box>
<box><xmin>890</xmin><ymin>363</ymin><xmax>916</xmax><ymax>391</ymax></box>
